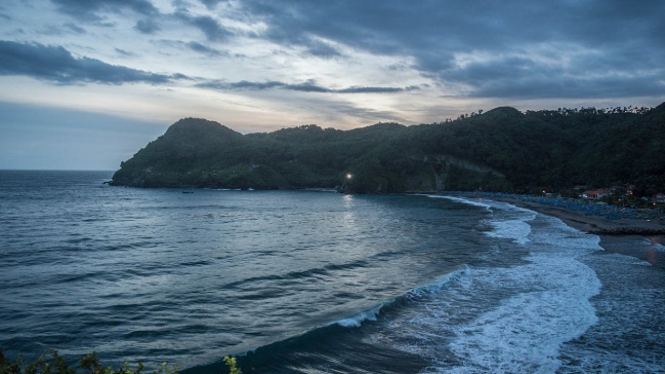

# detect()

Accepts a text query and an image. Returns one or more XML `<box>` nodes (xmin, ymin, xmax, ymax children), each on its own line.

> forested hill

<box><xmin>111</xmin><ymin>103</ymin><xmax>665</xmax><ymax>194</ymax></box>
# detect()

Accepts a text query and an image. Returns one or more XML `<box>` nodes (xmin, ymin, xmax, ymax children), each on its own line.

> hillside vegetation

<box><xmin>111</xmin><ymin>103</ymin><xmax>665</xmax><ymax>195</ymax></box>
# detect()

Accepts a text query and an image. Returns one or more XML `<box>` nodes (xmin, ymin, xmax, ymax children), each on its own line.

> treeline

<box><xmin>0</xmin><ymin>350</ymin><xmax>179</xmax><ymax>374</ymax></box>
<box><xmin>441</xmin><ymin>105</ymin><xmax>651</xmax><ymax>123</ymax></box>
<box><xmin>0</xmin><ymin>349</ymin><xmax>241</xmax><ymax>374</ymax></box>
<box><xmin>111</xmin><ymin>102</ymin><xmax>665</xmax><ymax>195</ymax></box>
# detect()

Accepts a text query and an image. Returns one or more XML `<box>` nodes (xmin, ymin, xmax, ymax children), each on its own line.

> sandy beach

<box><xmin>485</xmin><ymin>196</ymin><xmax>665</xmax><ymax>233</ymax></box>
<box><xmin>440</xmin><ymin>193</ymin><xmax>665</xmax><ymax>270</ymax></box>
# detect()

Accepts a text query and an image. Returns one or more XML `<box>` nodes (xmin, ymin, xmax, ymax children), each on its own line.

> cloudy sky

<box><xmin>1</xmin><ymin>0</ymin><xmax>664</xmax><ymax>170</ymax></box>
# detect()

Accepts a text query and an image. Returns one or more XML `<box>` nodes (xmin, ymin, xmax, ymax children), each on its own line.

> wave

<box><xmin>644</xmin><ymin>237</ymin><xmax>665</xmax><ymax>253</ymax></box>
<box><xmin>331</xmin><ymin>265</ymin><xmax>471</xmax><ymax>328</ymax></box>
<box><xmin>425</xmin><ymin>194</ymin><xmax>493</xmax><ymax>211</ymax></box>
<box><xmin>414</xmin><ymin>213</ymin><xmax>602</xmax><ymax>373</ymax></box>
<box><xmin>182</xmin><ymin>265</ymin><xmax>470</xmax><ymax>374</ymax></box>
<box><xmin>221</xmin><ymin>259</ymin><xmax>370</xmax><ymax>289</ymax></box>
<box><xmin>427</xmin><ymin>194</ymin><xmax>537</xmax><ymax>245</ymax></box>
<box><xmin>332</xmin><ymin>303</ymin><xmax>384</xmax><ymax>328</ymax></box>
<box><xmin>383</xmin><ymin>196</ymin><xmax>607</xmax><ymax>373</ymax></box>
<box><xmin>199</xmin><ymin>198</ymin><xmax>605</xmax><ymax>374</ymax></box>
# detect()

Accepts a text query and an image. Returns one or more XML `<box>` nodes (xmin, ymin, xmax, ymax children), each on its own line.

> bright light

<box><xmin>346</xmin><ymin>173</ymin><xmax>353</xmax><ymax>179</ymax></box>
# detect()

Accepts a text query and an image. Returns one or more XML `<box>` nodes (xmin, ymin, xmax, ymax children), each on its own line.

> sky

<box><xmin>1</xmin><ymin>0</ymin><xmax>664</xmax><ymax>170</ymax></box>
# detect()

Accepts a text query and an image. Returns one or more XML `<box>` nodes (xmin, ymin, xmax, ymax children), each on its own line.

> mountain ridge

<box><xmin>111</xmin><ymin>103</ymin><xmax>665</xmax><ymax>195</ymax></box>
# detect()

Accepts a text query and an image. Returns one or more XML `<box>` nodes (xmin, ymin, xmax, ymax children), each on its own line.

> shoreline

<box><xmin>436</xmin><ymin>192</ymin><xmax>665</xmax><ymax>233</ymax></box>
<box><xmin>483</xmin><ymin>196</ymin><xmax>664</xmax><ymax>233</ymax></box>
<box><xmin>450</xmin><ymin>193</ymin><xmax>665</xmax><ymax>269</ymax></box>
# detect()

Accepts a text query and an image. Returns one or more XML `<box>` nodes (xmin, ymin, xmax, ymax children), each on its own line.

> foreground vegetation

<box><xmin>0</xmin><ymin>350</ymin><xmax>240</xmax><ymax>374</ymax></box>
<box><xmin>111</xmin><ymin>103</ymin><xmax>665</xmax><ymax>195</ymax></box>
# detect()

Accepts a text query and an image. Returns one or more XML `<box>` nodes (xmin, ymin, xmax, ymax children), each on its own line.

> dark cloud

<box><xmin>297</xmin><ymin>97</ymin><xmax>408</xmax><ymax>124</ymax></box>
<box><xmin>186</xmin><ymin>41</ymin><xmax>224</xmax><ymax>56</ymax></box>
<box><xmin>435</xmin><ymin>54</ymin><xmax>665</xmax><ymax>99</ymax></box>
<box><xmin>62</xmin><ymin>22</ymin><xmax>86</xmax><ymax>34</ymax></box>
<box><xmin>114</xmin><ymin>48</ymin><xmax>135</xmax><ymax>57</ymax></box>
<box><xmin>171</xmin><ymin>73</ymin><xmax>191</xmax><ymax>80</ymax></box>
<box><xmin>470</xmin><ymin>74</ymin><xmax>665</xmax><ymax>100</ymax></box>
<box><xmin>154</xmin><ymin>39</ymin><xmax>227</xmax><ymax>57</ymax></box>
<box><xmin>198</xmin><ymin>0</ymin><xmax>228</xmax><ymax>9</ymax></box>
<box><xmin>198</xmin><ymin>79</ymin><xmax>420</xmax><ymax>94</ymax></box>
<box><xmin>4</xmin><ymin>0</ymin><xmax>663</xmax><ymax>103</ymax></box>
<box><xmin>338</xmin><ymin>85</ymin><xmax>420</xmax><ymax>94</ymax></box>
<box><xmin>50</xmin><ymin>0</ymin><xmax>158</xmax><ymax>21</ymax></box>
<box><xmin>134</xmin><ymin>19</ymin><xmax>160</xmax><ymax>34</ymax></box>
<box><xmin>0</xmin><ymin>40</ymin><xmax>185</xmax><ymax>85</ymax></box>
<box><xmin>300</xmin><ymin>38</ymin><xmax>342</xmax><ymax>58</ymax></box>
<box><xmin>190</xmin><ymin>15</ymin><xmax>231</xmax><ymax>41</ymax></box>
<box><xmin>268</xmin><ymin>35</ymin><xmax>342</xmax><ymax>58</ymax></box>
<box><xmin>233</xmin><ymin>0</ymin><xmax>665</xmax><ymax>99</ymax></box>
<box><xmin>209</xmin><ymin>80</ymin><xmax>284</xmax><ymax>90</ymax></box>
<box><xmin>175</xmin><ymin>9</ymin><xmax>232</xmax><ymax>42</ymax></box>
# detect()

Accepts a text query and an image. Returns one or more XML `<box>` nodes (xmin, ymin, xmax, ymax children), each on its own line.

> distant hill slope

<box><xmin>111</xmin><ymin>103</ymin><xmax>665</xmax><ymax>194</ymax></box>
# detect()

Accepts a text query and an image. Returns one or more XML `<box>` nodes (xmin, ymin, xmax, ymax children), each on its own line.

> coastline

<box><xmin>439</xmin><ymin>193</ymin><xmax>665</xmax><ymax>269</ymax></box>
<box><xmin>479</xmin><ymin>195</ymin><xmax>665</xmax><ymax>233</ymax></box>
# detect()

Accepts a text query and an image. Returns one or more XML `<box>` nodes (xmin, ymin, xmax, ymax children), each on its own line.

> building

<box><xmin>581</xmin><ymin>189</ymin><xmax>610</xmax><ymax>200</ymax></box>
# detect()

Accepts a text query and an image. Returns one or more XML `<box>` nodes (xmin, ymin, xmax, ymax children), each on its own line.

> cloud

<box><xmin>190</xmin><ymin>15</ymin><xmax>231</xmax><ymax>41</ymax></box>
<box><xmin>198</xmin><ymin>0</ymin><xmax>228</xmax><ymax>10</ymax></box>
<box><xmin>469</xmin><ymin>74</ymin><xmax>665</xmax><ymax>100</ymax></box>
<box><xmin>62</xmin><ymin>22</ymin><xmax>86</xmax><ymax>34</ymax></box>
<box><xmin>175</xmin><ymin>9</ymin><xmax>232</xmax><ymax>42</ymax></box>
<box><xmin>300</xmin><ymin>38</ymin><xmax>342</xmax><ymax>58</ymax></box>
<box><xmin>186</xmin><ymin>41</ymin><xmax>225</xmax><ymax>56</ymax></box>
<box><xmin>198</xmin><ymin>79</ymin><xmax>421</xmax><ymax>94</ymax></box>
<box><xmin>154</xmin><ymin>39</ymin><xmax>227</xmax><ymax>57</ymax></box>
<box><xmin>50</xmin><ymin>0</ymin><xmax>158</xmax><ymax>21</ymax></box>
<box><xmin>2</xmin><ymin>0</ymin><xmax>663</xmax><ymax>128</ymax></box>
<box><xmin>134</xmin><ymin>19</ymin><xmax>160</xmax><ymax>34</ymax></box>
<box><xmin>233</xmin><ymin>0</ymin><xmax>665</xmax><ymax>100</ymax></box>
<box><xmin>114</xmin><ymin>48</ymin><xmax>136</xmax><ymax>57</ymax></box>
<box><xmin>431</xmin><ymin>52</ymin><xmax>665</xmax><ymax>99</ymax></box>
<box><xmin>0</xmin><ymin>40</ymin><xmax>185</xmax><ymax>85</ymax></box>
<box><xmin>293</xmin><ymin>96</ymin><xmax>409</xmax><ymax>124</ymax></box>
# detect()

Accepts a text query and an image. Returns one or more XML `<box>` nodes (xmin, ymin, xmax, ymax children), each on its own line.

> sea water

<box><xmin>0</xmin><ymin>171</ymin><xmax>663</xmax><ymax>373</ymax></box>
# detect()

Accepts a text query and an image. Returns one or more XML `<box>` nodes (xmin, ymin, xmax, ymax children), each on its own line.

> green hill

<box><xmin>111</xmin><ymin>103</ymin><xmax>665</xmax><ymax>195</ymax></box>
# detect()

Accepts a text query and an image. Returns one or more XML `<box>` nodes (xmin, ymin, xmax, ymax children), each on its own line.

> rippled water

<box><xmin>1</xmin><ymin>171</ymin><xmax>664</xmax><ymax>373</ymax></box>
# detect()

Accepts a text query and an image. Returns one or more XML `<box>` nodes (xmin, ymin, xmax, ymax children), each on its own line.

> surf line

<box><xmin>427</xmin><ymin>194</ymin><xmax>604</xmax><ymax>372</ymax></box>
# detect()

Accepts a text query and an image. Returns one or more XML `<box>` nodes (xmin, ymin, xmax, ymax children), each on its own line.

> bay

<box><xmin>1</xmin><ymin>171</ymin><xmax>663</xmax><ymax>373</ymax></box>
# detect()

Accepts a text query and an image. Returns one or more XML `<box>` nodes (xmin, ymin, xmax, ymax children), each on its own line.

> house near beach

<box><xmin>624</xmin><ymin>184</ymin><xmax>636</xmax><ymax>196</ymax></box>
<box><xmin>581</xmin><ymin>189</ymin><xmax>610</xmax><ymax>200</ymax></box>
<box><xmin>653</xmin><ymin>193</ymin><xmax>665</xmax><ymax>204</ymax></box>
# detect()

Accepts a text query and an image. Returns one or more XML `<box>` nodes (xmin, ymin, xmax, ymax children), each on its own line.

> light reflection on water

<box><xmin>0</xmin><ymin>171</ymin><xmax>484</xmax><ymax>369</ymax></box>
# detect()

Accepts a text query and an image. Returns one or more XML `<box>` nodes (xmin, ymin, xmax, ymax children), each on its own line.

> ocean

<box><xmin>1</xmin><ymin>170</ymin><xmax>663</xmax><ymax>373</ymax></box>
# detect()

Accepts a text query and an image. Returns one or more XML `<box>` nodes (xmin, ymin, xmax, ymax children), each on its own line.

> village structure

<box><xmin>573</xmin><ymin>184</ymin><xmax>665</xmax><ymax>208</ymax></box>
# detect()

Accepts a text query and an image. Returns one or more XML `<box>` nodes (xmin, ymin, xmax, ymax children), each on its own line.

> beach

<box><xmin>487</xmin><ymin>196</ymin><xmax>663</xmax><ymax>231</ymax></box>
<box><xmin>456</xmin><ymin>193</ymin><xmax>665</xmax><ymax>270</ymax></box>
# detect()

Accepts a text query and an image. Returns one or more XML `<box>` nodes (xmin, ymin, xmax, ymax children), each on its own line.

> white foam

<box><xmin>426</xmin><ymin>195</ymin><xmax>492</xmax><ymax>211</ymax></box>
<box><xmin>644</xmin><ymin>237</ymin><xmax>665</xmax><ymax>252</ymax></box>
<box><xmin>442</xmin><ymin>215</ymin><xmax>603</xmax><ymax>373</ymax></box>
<box><xmin>447</xmin><ymin>260</ymin><xmax>600</xmax><ymax>372</ymax></box>
<box><xmin>335</xmin><ymin>303</ymin><xmax>384</xmax><ymax>327</ymax></box>
<box><xmin>429</xmin><ymin>195</ymin><xmax>537</xmax><ymax>245</ymax></box>
<box><xmin>409</xmin><ymin>265</ymin><xmax>471</xmax><ymax>298</ymax></box>
<box><xmin>565</xmin><ymin>352</ymin><xmax>665</xmax><ymax>374</ymax></box>
<box><xmin>334</xmin><ymin>266</ymin><xmax>471</xmax><ymax>328</ymax></box>
<box><xmin>391</xmin><ymin>206</ymin><xmax>604</xmax><ymax>373</ymax></box>
<box><xmin>484</xmin><ymin>219</ymin><xmax>533</xmax><ymax>245</ymax></box>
